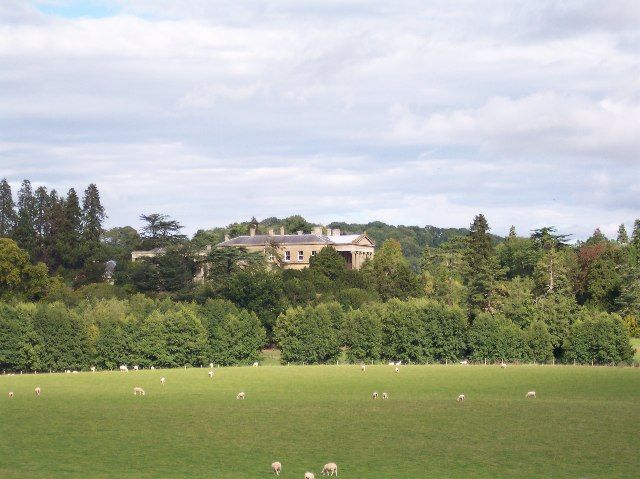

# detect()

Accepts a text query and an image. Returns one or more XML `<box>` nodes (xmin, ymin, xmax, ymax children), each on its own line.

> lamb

<box><xmin>361</xmin><ymin>364</ymin><xmax>366</xmax><ymax>372</ymax></box>
<box><xmin>236</xmin><ymin>392</ymin><xmax>245</xmax><ymax>400</ymax></box>
<box><xmin>133</xmin><ymin>365</ymin><xmax>139</xmax><ymax>371</ymax></box>
<box><xmin>500</xmin><ymin>361</ymin><xmax>507</xmax><ymax>369</ymax></box>
<box><xmin>209</xmin><ymin>362</ymin><xmax>214</xmax><ymax>368</ymax></box>
<box><xmin>460</xmin><ymin>360</ymin><xmax>469</xmax><ymax>365</ymax></box>
<box><xmin>160</xmin><ymin>377</ymin><xmax>166</xmax><ymax>386</ymax></box>
<box><xmin>252</xmin><ymin>361</ymin><xmax>259</xmax><ymax>367</ymax></box>
<box><xmin>150</xmin><ymin>366</ymin><xmax>155</xmax><ymax>370</ymax></box>
<box><xmin>457</xmin><ymin>394</ymin><xmax>465</xmax><ymax>402</ymax></box>
<box><xmin>8</xmin><ymin>391</ymin><xmax>14</xmax><ymax>398</ymax></box>
<box><xmin>372</xmin><ymin>391</ymin><xmax>378</xmax><ymax>399</ymax></box>
<box><xmin>395</xmin><ymin>367</ymin><xmax>399</xmax><ymax>373</ymax></box>
<box><xmin>322</xmin><ymin>463</ymin><xmax>338</xmax><ymax>476</ymax></box>
<box><xmin>90</xmin><ymin>366</ymin><xmax>96</xmax><ymax>373</ymax></box>
<box><xmin>271</xmin><ymin>461</ymin><xmax>282</xmax><ymax>475</ymax></box>
<box><xmin>208</xmin><ymin>371</ymin><xmax>214</xmax><ymax>378</ymax></box>
<box><xmin>35</xmin><ymin>387</ymin><xmax>41</xmax><ymax>396</ymax></box>
<box><xmin>133</xmin><ymin>387</ymin><xmax>145</xmax><ymax>396</ymax></box>
<box><xmin>526</xmin><ymin>391</ymin><xmax>536</xmax><ymax>398</ymax></box>
<box><xmin>120</xmin><ymin>365</ymin><xmax>128</xmax><ymax>372</ymax></box>
<box><xmin>305</xmin><ymin>473</ymin><xmax>315</xmax><ymax>479</ymax></box>
<box><xmin>382</xmin><ymin>392</ymin><xmax>389</xmax><ymax>400</ymax></box>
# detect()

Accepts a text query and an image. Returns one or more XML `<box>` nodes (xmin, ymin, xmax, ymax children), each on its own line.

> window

<box><xmin>311</xmin><ymin>250</ymin><xmax>317</xmax><ymax>256</ymax></box>
<box><xmin>298</xmin><ymin>251</ymin><xmax>304</xmax><ymax>262</ymax></box>
<box><xmin>284</xmin><ymin>251</ymin><xmax>290</xmax><ymax>262</ymax></box>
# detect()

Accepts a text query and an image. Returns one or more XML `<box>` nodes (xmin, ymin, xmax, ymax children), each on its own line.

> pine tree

<box><xmin>81</xmin><ymin>183</ymin><xmax>106</xmax><ymax>250</ymax></box>
<box><xmin>632</xmin><ymin>219</ymin><xmax>640</xmax><ymax>247</ymax></box>
<box><xmin>33</xmin><ymin>186</ymin><xmax>51</xmax><ymax>263</ymax></box>
<box><xmin>464</xmin><ymin>214</ymin><xmax>501</xmax><ymax>313</ymax></box>
<box><xmin>0</xmin><ymin>179</ymin><xmax>16</xmax><ymax>237</ymax></box>
<box><xmin>12</xmin><ymin>180</ymin><xmax>37</xmax><ymax>258</ymax></box>
<box><xmin>60</xmin><ymin>188</ymin><xmax>83</xmax><ymax>268</ymax></box>
<box><xmin>617</xmin><ymin>224</ymin><xmax>629</xmax><ymax>244</ymax></box>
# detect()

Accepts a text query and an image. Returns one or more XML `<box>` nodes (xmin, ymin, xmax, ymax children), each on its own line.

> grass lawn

<box><xmin>1</xmin><ymin>364</ymin><xmax>638</xmax><ymax>478</ymax></box>
<box><xmin>632</xmin><ymin>337</ymin><xmax>640</xmax><ymax>361</ymax></box>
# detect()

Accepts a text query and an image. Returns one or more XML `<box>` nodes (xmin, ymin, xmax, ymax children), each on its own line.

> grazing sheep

<box><xmin>72</xmin><ymin>370</ymin><xmax>78</xmax><ymax>374</ymax></box>
<box><xmin>372</xmin><ymin>391</ymin><xmax>378</xmax><ymax>399</ymax></box>
<box><xmin>208</xmin><ymin>371</ymin><xmax>214</xmax><ymax>378</ymax></box>
<box><xmin>65</xmin><ymin>370</ymin><xmax>71</xmax><ymax>374</ymax></box>
<box><xmin>90</xmin><ymin>366</ymin><xmax>96</xmax><ymax>372</ymax></box>
<box><xmin>271</xmin><ymin>461</ymin><xmax>282</xmax><ymax>475</ymax></box>
<box><xmin>500</xmin><ymin>362</ymin><xmax>507</xmax><ymax>369</ymax></box>
<box><xmin>150</xmin><ymin>366</ymin><xmax>155</xmax><ymax>370</ymax></box>
<box><xmin>253</xmin><ymin>361</ymin><xmax>259</xmax><ymax>367</ymax></box>
<box><xmin>526</xmin><ymin>391</ymin><xmax>536</xmax><ymax>398</ymax></box>
<box><xmin>8</xmin><ymin>391</ymin><xmax>14</xmax><ymax>398</ymax></box>
<box><xmin>305</xmin><ymin>473</ymin><xmax>315</xmax><ymax>479</ymax></box>
<box><xmin>120</xmin><ymin>365</ymin><xmax>128</xmax><ymax>372</ymax></box>
<box><xmin>322</xmin><ymin>463</ymin><xmax>338</xmax><ymax>476</ymax></box>
<box><xmin>460</xmin><ymin>360</ymin><xmax>469</xmax><ymax>365</ymax></box>
<box><xmin>388</xmin><ymin>361</ymin><xmax>395</xmax><ymax>366</ymax></box>
<box><xmin>395</xmin><ymin>367</ymin><xmax>399</xmax><ymax>373</ymax></box>
<box><xmin>236</xmin><ymin>392</ymin><xmax>245</xmax><ymax>400</ymax></box>
<box><xmin>395</xmin><ymin>361</ymin><xmax>402</xmax><ymax>366</ymax></box>
<box><xmin>361</xmin><ymin>364</ymin><xmax>366</xmax><ymax>372</ymax></box>
<box><xmin>457</xmin><ymin>394</ymin><xmax>465</xmax><ymax>402</ymax></box>
<box><xmin>160</xmin><ymin>377</ymin><xmax>166</xmax><ymax>386</ymax></box>
<box><xmin>35</xmin><ymin>387</ymin><xmax>41</xmax><ymax>396</ymax></box>
<box><xmin>133</xmin><ymin>365</ymin><xmax>139</xmax><ymax>371</ymax></box>
<box><xmin>209</xmin><ymin>362</ymin><xmax>214</xmax><ymax>368</ymax></box>
<box><xmin>133</xmin><ymin>387</ymin><xmax>145</xmax><ymax>396</ymax></box>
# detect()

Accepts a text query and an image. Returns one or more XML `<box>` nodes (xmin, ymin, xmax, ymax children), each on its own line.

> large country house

<box><xmin>131</xmin><ymin>226</ymin><xmax>375</xmax><ymax>272</ymax></box>
<box><xmin>217</xmin><ymin>226</ymin><xmax>375</xmax><ymax>270</ymax></box>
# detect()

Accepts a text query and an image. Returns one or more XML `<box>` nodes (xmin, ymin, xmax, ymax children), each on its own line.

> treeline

<box><xmin>0</xmin><ymin>297</ymin><xmax>266</xmax><ymax>371</ymax></box>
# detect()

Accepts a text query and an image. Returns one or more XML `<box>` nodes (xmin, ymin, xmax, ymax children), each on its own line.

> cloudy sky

<box><xmin>1</xmin><ymin>0</ymin><xmax>639</xmax><ymax>239</ymax></box>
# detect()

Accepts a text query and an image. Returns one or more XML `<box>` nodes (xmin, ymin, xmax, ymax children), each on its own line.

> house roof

<box><xmin>217</xmin><ymin>233</ymin><xmax>375</xmax><ymax>247</ymax></box>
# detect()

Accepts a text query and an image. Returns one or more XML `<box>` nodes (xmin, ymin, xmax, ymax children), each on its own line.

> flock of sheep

<box><xmin>5</xmin><ymin>360</ymin><xmax>538</xmax><ymax>477</ymax></box>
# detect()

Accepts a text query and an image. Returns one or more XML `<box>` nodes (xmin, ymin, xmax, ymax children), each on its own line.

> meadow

<box><xmin>1</xmin><ymin>364</ymin><xmax>639</xmax><ymax>478</ymax></box>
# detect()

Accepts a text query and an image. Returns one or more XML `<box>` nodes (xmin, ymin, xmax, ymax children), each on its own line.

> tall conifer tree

<box><xmin>464</xmin><ymin>214</ymin><xmax>500</xmax><ymax>313</ymax></box>
<box><xmin>12</xmin><ymin>180</ymin><xmax>37</xmax><ymax>258</ymax></box>
<box><xmin>617</xmin><ymin>224</ymin><xmax>629</xmax><ymax>244</ymax></box>
<box><xmin>0</xmin><ymin>179</ymin><xmax>16</xmax><ymax>237</ymax></box>
<box><xmin>81</xmin><ymin>183</ymin><xmax>106</xmax><ymax>256</ymax></box>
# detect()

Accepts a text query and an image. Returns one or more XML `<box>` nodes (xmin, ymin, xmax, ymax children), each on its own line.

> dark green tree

<box><xmin>12</xmin><ymin>180</ymin><xmax>37</xmax><ymax>257</ymax></box>
<box><xmin>139</xmin><ymin>213</ymin><xmax>186</xmax><ymax>248</ymax></box>
<box><xmin>0</xmin><ymin>179</ymin><xmax>16</xmax><ymax>238</ymax></box>
<box><xmin>370</xmin><ymin>239</ymin><xmax>422</xmax><ymax>301</ymax></box>
<box><xmin>81</xmin><ymin>183</ymin><xmax>106</xmax><ymax>255</ymax></box>
<box><xmin>616</xmin><ymin>224</ymin><xmax>629</xmax><ymax>244</ymax></box>
<box><xmin>464</xmin><ymin>214</ymin><xmax>501</xmax><ymax>313</ymax></box>
<box><xmin>309</xmin><ymin>246</ymin><xmax>347</xmax><ymax>281</ymax></box>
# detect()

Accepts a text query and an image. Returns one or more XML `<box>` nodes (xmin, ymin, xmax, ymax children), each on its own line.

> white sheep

<box><xmin>372</xmin><ymin>391</ymin><xmax>378</xmax><ymax>399</ymax></box>
<box><xmin>90</xmin><ymin>366</ymin><xmax>96</xmax><ymax>372</ymax></box>
<box><xmin>133</xmin><ymin>387</ymin><xmax>145</xmax><ymax>396</ymax></box>
<box><xmin>8</xmin><ymin>391</ymin><xmax>14</xmax><ymax>398</ymax></box>
<box><xmin>361</xmin><ymin>364</ymin><xmax>366</xmax><ymax>372</ymax></box>
<box><xmin>160</xmin><ymin>377</ymin><xmax>166</xmax><ymax>386</ymax></box>
<box><xmin>526</xmin><ymin>391</ymin><xmax>536</xmax><ymax>398</ymax></box>
<box><xmin>500</xmin><ymin>362</ymin><xmax>507</xmax><ymax>369</ymax></box>
<box><xmin>72</xmin><ymin>370</ymin><xmax>78</xmax><ymax>374</ymax></box>
<box><xmin>322</xmin><ymin>463</ymin><xmax>338</xmax><ymax>476</ymax></box>
<box><xmin>35</xmin><ymin>387</ymin><xmax>41</xmax><ymax>396</ymax></box>
<box><xmin>209</xmin><ymin>362</ymin><xmax>214</xmax><ymax>368</ymax></box>
<box><xmin>395</xmin><ymin>367</ymin><xmax>399</xmax><ymax>373</ymax></box>
<box><xmin>305</xmin><ymin>473</ymin><xmax>315</xmax><ymax>479</ymax></box>
<box><xmin>120</xmin><ymin>365</ymin><xmax>128</xmax><ymax>372</ymax></box>
<box><xmin>457</xmin><ymin>394</ymin><xmax>465</xmax><ymax>402</ymax></box>
<box><xmin>133</xmin><ymin>365</ymin><xmax>139</xmax><ymax>371</ymax></box>
<box><xmin>236</xmin><ymin>392</ymin><xmax>245</xmax><ymax>400</ymax></box>
<box><xmin>65</xmin><ymin>369</ymin><xmax>71</xmax><ymax>374</ymax></box>
<box><xmin>388</xmin><ymin>361</ymin><xmax>395</xmax><ymax>366</ymax></box>
<box><xmin>382</xmin><ymin>392</ymin><xmax>389</xmax><ymax>400</ymax></box>
<box><xmin>460</xmin><ymin>360</ymin><xmax>469</xmax><ymax>365</ymax></box>
<box><xmin>271</xmin><ymin>461</ymin><xmax>282</xmax><ymax>475</ymax></box>
<box><xmin>395</xmin><ymin>361</ymin><xmax>402</xmax><ymax>366</ymax></box>
<box><xmin>253</xmin><ymin>361</ymin><xmax>259</xmax><ymax>367</ymax></box>
<box><xmin>208</xmin><ymin>370</ymin><xmax>214</xmax><ymax>378</ymax></box>
<box><xmin>150</xmin><ymin>366</ymin><xmax>155</xmax><ymax>370</ymax></box>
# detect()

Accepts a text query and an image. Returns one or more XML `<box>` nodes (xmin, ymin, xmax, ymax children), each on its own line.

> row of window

<box><xmin>267</xmin><ymin>250</ymin><xmax>317</xmax><ymax>262</ymax></box>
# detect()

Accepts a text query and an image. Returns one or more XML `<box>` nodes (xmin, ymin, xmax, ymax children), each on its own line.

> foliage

<box><xmin>563</xmin><ymin>311</ymin><xmax>633</xmax><ymax>364</ymax></box>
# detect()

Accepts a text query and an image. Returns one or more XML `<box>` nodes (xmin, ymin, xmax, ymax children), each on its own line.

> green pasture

<box><xmin>632</xmin><ymin>337</ymin><xmax>640</xmax><ymax>361</ymax></box>
<box><xmin>1</xmin><ymin>364</ymin><xmax>638</xmax><ymax>478</ymax></box>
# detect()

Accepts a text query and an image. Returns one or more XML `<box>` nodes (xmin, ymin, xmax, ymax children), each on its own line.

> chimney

<box><xmin>297</xmin><ymin>230</ymin><xmax>303</xmax><ymax>235</ymax></box>
<box><xmin>268</xmin><ymin>228</ymin><xmax>274</xmax><ymax>236</ymax></box>
<box><xmin>312</xmin><ymin>226</ymin><xmax>323</xmax><ymax>236</ymax></box>
<box><xmin>280</xmin><ymin>226</ymin><xmax>285</xmax><ymax>236</ymax></box>
<box><xmin>224</xmin><ymin>234</ymin><xmax>230</xmax><ymax>241</ymax></box>
<box><xmin>250</xmin><ymin>226</ymin><xmax>256</xmax><ymax>237</ymax></box>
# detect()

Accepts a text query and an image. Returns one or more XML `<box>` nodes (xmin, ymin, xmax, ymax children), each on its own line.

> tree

<box><xmin>0</xmin><ymin>303</ymin><xmax>41</xmax><ymax>371</ymax></box>
<box><xmin>0</xmin><ymin>238</ymin><xmax>50</xmax><ymax>300</ymax></box>
<box><xmin>342</xmin><ymin>303</ymin><xmax>384</xmax><ymax>362</ymax></box>
<box><xmin>617</xmin><ymin>224</ymin><xmax>629</xmax><ymax>244</ymax></box>
<box><xmin>82</xmin><ymin>183</ymin><xmax>106</xmax><ymax>255</ymax></box>
<box><xmin>209</xmin><ymin>309</ymin><xmax>267</xmax><ymax>366</ymax></box>
<box><xmin>563</xmin><ymin>311</ymin><xmax>633</xmax><ymax>364</ymax></box>
<box><xmin>12</xmin><ymin>180</ymin><xmax>37</xmax><ymax>257</ymax></box>
<box><xmin>632</xmin><ymin>219</ymin><xmax>640</xmax><ymax>248</ymax></box>
<box><xmin>464</xmin><ymin>214</ymin><xmax>501</xmax><ymax>313</ymax></box>
<box><xmin>468</xmin><ymin>313</ymin><xmax>528</xmax><ymax>362</ymax></box>
<box><xmin>0</xmin><ymin>178</ymin><xmax>16</xmax><ymax>237</ymax></box>
<box><xmin>204</xmin><ymin>246</ymin><xmax>264</xmax><ymax>279</ymax></box>
<box><xmin>139</xmin><ymin>213</ymin><xmax>186</xmax><ymax>248</ymax></box>
<box><xmin>370</xmin><ymin>239</ymin><xmax>422</xmax><ymax>301</ymax></box>
<box><xmin>525</xmin><ymin>320</ymin><xmax>554</xmax><ymax>362</ymax></box>
<box><xmin>57</xmin><ymin>188</ymin><xmax>83</xmax><ymax>269</ymax></box>
<box><xmin>309</xmin><ymin>246</ymin><xmax>347</xmax><ymax>281</ymax></box>
<box><xmin>162</xmin><ymin>306</ymin><xmax>207</xmax><ymax>367</ymax></box>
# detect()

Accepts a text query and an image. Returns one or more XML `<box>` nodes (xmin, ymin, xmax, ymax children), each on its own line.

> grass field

<box><xmin>1</xmin><ymin>364</ymin><xmax>639</xmax><ymax>478</ymax></box>
<box><xmin>632</xmin><ymin>337</ymin><xmax>640</xmax><ymax>361</ymax></box>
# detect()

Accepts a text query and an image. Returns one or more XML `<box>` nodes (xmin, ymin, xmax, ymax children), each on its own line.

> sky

<box><xmin>1</xmin><ymin>0</ymin><xmax>639</xmax><ymax>239</ymax></box>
